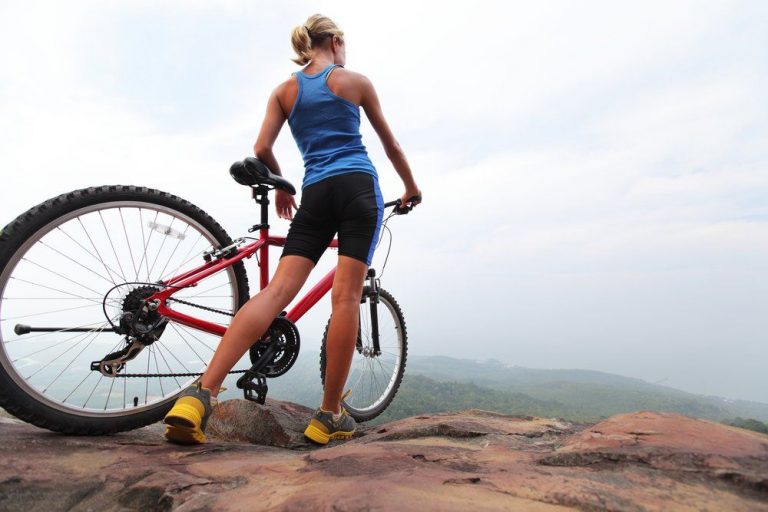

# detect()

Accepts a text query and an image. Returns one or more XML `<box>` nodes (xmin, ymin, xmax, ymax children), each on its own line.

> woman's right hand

<box><xmin>399</xmin><ymin>188</ymin><xmax>422</xmax><ymax>209</ymax></box>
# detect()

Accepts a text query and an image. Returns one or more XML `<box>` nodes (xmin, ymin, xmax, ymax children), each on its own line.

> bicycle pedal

<box><xmin>243</xmin><ymin>387</ymin><xmax>268</xmax><ymax>404</ymax></box>
<box><xmin>236</xmin><ymin>369</ymin><xmax>269</xmax><ymax>404</ymax></box>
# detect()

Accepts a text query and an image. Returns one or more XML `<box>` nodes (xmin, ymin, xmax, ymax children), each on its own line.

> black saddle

<box><xmin>229</xmin><ymin>157</ymin><xmax>296</xmax><ymax>195</ymax></box>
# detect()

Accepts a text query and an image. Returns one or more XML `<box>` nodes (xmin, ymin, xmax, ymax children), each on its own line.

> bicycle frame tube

<box><xmin>154</xmin><ymin>222</ymin><xmax>339</xmax><ymax>337</ymax></box>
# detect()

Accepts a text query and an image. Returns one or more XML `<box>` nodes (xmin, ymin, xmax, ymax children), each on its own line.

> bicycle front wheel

<box><xmin>320</xmin><ymin>287</ymin><xmax>407</xmax><ymax>422</ymax></box>
<box><xmin>0</xmin><ymin>185</ymin><xmax>250</xmax><ymax>434</ymax></box>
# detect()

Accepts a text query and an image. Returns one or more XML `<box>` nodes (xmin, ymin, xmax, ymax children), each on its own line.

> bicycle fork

<box><xmin>362</xmin><ymin>268</ymin><xmax>382</xmax><ymax>357</ymax></box>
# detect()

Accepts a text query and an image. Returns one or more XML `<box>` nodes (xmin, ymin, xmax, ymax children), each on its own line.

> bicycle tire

<box><xmin>320</xmin><ymin>287</ymin><xmax>407</xmax><ymax>422</ymax></box>
<box><xmin>0</xmin><ymin>185</ymin><xmax>250</xmax><ymax>434</ymax></box>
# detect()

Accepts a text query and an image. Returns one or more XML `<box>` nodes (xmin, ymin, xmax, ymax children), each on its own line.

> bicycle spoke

<box><xmin>154</xmin><ymin>343</ymin><xmax>182</xmax><ymax>389</ymax></box>
<box><xmin>41</xmin><ymin>326</ymin><xmax>104</xmax><ymax>392</ymax></box>
<box><xmin>375</xmin><ymin>357</ymin><xmax>393</xmax><ymax>388</ymax></box>
<box><xmin>103</xmin><ymin>376</ymin><xmax>117</xmax><ymax>411</ymax></box>
<box><xmin>350</xmin><ymin>361</ymin><xmax>366</xmax><ymax>398</ymax></box>
<box><xmin>134</xmin><ymin>209</ymin><xmax>152</xmax><ymax>281</ymax></box>
<box><xmin>83</xmin><ymin>374</ymin><xmax>104</xmax><ymax>408</ymax></box>
<box><xmin>151</xmin><ymin>346</ymin><xmax>165</xmax><ymax>397</ymax></box>
<box><xmin>3</xmin><ymin>297</ymin><xmax>108</xmax><ymax>301</ymax></box>
<box><xmin>147</xmin><ymin>217</ymin><xmax>174</xmax><ymax>278</ymax></box>
<box><xmin>119</xmin><ymin>208</ymin><xmax>139</xmax><ymax>279</ymax></box>
<box><xmin>98</xmin><ymin>210</ymin><xmax>128</xmax><ymax>282</ymax></box>
<box><xmin>123</xmin><ymin>362</ymin><xmax>127</xmax><ymax>409</ymax></box>
<box><xmin>57</xmin><ymin>224</ymin><xmax>124</xmax><ymax>283</ymax></box>
<box><xmin>168</xmin><ymin>323</ymin><xmax>208</xmax><ymax>367</ymax></box>
<box><xmin>369</xmin><ymin>358</ymin><xmax>378</xmax><ymax>405</ymax></box>
<box><xmin>38</xmin><ymin>240</ymin><xmax>113</xmax><ymax>286</ymax></box>
<box><xmin>12</xmin><ymin>329</ymin><xmax>96</xmax><ymax>361</ymax></box>
<box><xmin>174</xmin><ymin>323</ymin><xmax>217</xmax><ymax>353</ymax></box>
<box><xmin>77</xmin><ymin>216</ymin><xmax>121</xmax><ymax>285</ymax></box>
<box><xmin>11</xmin><ymin>269</ymin><xmax>104</xmax><ymax>302</ymax></box>
<box><xmin>160</xmin><ymin>233</ymin><xmax>205</xmax><ymax>283</ymax></box>
<box><xmin>157</xmin><ymin>339</ymin><xmax>194</xmax><ymax>374</ymax></box>
<box><xmin>2</xmin><ymin>302</ymin><xmax>102</xmax><ymax>322</ymax></box>
<box><xmin>64</xmin><ymin>370</ymin><xmax>96</xmax><ymax>404</ymax></box>
<box><xmin>145</xmin><ymin>348</ymin><xmax>151</xmax><ymax>405</ymax></box>
<box><xmin>156</xmin><ymin>224</ymin><xmax>190</xmax><ymax>280</ymax></box>
<box><xmin>62</xmin><ymin>336</ymin><xmax>123</xmax><ymax>404</ymax></box>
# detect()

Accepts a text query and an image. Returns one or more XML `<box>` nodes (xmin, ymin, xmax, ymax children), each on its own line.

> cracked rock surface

<box><xmin>1</xmin><ymin>401</ymin><xmax>766</xmax><ymax>511</ymax></box>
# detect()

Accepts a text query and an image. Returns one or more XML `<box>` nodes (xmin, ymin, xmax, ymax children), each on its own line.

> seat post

<box><xmin>251</xmin><ymin>185</ymin><xmax>271</xmax><ymax>227</ymax></box>
<box><xmin>250</xmin><ymin>184</ymin><xmax>272</xmax><ymax>291</ymax></box>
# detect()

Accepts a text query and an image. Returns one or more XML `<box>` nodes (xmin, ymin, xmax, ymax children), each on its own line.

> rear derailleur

<box><xmin>92</xmin><ymin>285</ymin><xmax>168</xmax><ymax>377</ymax></box>
<box><xmin>91</xmin><ymin>338</ymin><xmax>143</xmax><ymax>376</ymax></box>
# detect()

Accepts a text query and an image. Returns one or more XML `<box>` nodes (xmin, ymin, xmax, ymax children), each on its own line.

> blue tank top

<box><xmin>287</xmin><ymin>64</ymin><xmax>378</xmax><ymax>189</ymax></box>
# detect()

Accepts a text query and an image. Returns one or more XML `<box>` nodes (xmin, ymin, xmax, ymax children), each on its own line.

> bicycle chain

<box><xmin>166</xmin><ymin>297</ymin><xmax>234</xmax><ymax>317</ymax></box>
<box><xmin>114</xmin><ymin>369</ymin><xmax>247</xmax><ymax>378</ymax></box>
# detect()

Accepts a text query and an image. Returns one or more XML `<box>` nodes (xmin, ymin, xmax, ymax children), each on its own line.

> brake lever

<box><xmin>394</xmin><ymin>194</ymin><xmax>421</xmax><ymax>215</ymax></box>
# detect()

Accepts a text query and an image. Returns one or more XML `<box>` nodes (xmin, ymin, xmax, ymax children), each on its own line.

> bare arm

<box><xmin>253</xmin><ymin>89</ymin><xmax>297</xmax><ymax>220</ymax></box>
<box><xmin>360</xmin><ymin>77</ymin><xmax>421</xmax><ymax>204</ymax></box>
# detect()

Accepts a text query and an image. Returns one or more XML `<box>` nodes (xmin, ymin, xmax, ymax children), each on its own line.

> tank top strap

<box><xmin>322</xmin><ymin>64</ymin><xmax>342</xmax><ymax>81</ymax></box>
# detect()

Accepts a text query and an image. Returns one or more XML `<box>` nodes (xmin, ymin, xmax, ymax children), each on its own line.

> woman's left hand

<box><xmin>275</xmin><ymin>190</ymin><xmax>298</xmax><ymax>220</ymax></box>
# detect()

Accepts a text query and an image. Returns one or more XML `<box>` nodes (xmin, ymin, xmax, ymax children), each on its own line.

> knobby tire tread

<box><xmin>0</xmin><ymin>185</ymin><xmax>250</xmax><ymax>435</ymax></box>
<box><xmin>320</xmin><ymin>287</ymin><xmax>408</xmax><ymax>422</ymax></box>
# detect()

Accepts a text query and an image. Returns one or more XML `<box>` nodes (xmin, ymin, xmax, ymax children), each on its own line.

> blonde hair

<box><xmin>290</xmin><ymin>14</ymin><xmax>345</xmax><ymax>66</ymax></box>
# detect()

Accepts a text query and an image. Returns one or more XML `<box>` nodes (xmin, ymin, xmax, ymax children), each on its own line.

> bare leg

<box><xmin>321</xmin><ymin>255</ymin><xmax>369</xmax><ymax>414</ymax></box>
<box><xmin>200</xmin><ymin>255</ymin><xmax>314</xmax><ymax>396</ymax></box>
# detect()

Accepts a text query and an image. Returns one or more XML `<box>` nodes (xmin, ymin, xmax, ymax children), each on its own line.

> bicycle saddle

<box><xmin>229</xmin><ymin>157</ymin><xmax>296</xmax><ymax>195</ymax></box>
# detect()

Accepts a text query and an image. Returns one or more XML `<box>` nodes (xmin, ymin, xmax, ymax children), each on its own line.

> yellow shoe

<box><xmin>164</xmin><ymin>382</ymin><xmax>213</xmax><ymax>445</ymax></box>
<box><xmin>303</xmin><ymin>406</ymin><xmax>356</xmax><ymax>445</ymax></box>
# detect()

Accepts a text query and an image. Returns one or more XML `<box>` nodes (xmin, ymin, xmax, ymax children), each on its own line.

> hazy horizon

<box><xmin>1</xmin><ymin>1</ymin><xmax>766</xmax><ymax>403</ymax></box>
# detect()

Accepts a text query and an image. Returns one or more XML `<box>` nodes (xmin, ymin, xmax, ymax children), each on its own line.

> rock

<box><xmin>540</xmin><ymin>410</ymin><xmax>768</xmax><ymax>496</ymax></box>
<box><xmin>0</xmin><ymin>407</ymin><xmax>766</xmax><ymax>511</ymax></box>
<box><xmin>207</xmin><ymin>398</ymin><xmax>317</xmax><ymax>449</ymax></box>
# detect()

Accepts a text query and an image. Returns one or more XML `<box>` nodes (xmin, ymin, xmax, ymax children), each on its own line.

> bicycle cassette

<box><xmin>249</xmin><ymin>315</ymin><xmax>300</xmax><ymax>377</ymax></box>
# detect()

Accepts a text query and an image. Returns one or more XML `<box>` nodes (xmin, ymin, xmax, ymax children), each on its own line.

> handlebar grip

<box><xmin>384</xmin><ymin>194</ymin><xmax>422</xmax><ymax>209</ymax></box>
<box><xmin>407</xmin><ymin>193</ymin><xmax>422</xmax><ymax>204</ymax></box>
<box><xmin>385</xmin><ymin>194</ymin><xmax>422</xmax><ymax>215</ymax></box>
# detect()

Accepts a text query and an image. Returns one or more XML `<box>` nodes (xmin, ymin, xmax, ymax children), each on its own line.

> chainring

<box><xmin>249</xmin><ymin>315</ymin><xmax>300</xmax><ymax>377</ymax></box>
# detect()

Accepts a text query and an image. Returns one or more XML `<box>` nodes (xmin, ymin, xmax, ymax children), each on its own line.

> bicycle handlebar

<box><xmin>384</xmin><ymin>194</ymin><xmax>422</xmax><ymax>215</ymax></box>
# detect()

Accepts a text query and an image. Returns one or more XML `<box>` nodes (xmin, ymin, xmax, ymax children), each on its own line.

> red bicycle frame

<box><xmin>153</xmin><ymin>194</ymin><xmax>339</xmax><ymax>336</ymax></box>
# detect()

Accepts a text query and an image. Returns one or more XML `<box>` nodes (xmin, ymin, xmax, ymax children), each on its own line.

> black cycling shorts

<box><xmin>281</xmin><ymin>171</ymin><xmax>384</xmax><ymax>266</ymax></box>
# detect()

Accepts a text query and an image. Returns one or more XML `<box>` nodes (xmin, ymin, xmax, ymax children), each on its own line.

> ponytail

<box><xmin>290</xmin><ymin>14</ymin><xmax>344</xmax><ymax>66</ymax></box>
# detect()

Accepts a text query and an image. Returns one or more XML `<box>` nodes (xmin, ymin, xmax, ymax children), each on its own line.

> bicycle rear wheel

<box><xmin>320</xmin><ymin>287</ymin><xmax>407</xmax><ymax>422</ymax></box>
<box><xmin>0</xmin><ymin>185</ymin><xmax>249</xmax><ymax>434</ymax></box>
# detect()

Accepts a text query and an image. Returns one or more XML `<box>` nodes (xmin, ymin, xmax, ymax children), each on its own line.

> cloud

<box><xmin>1</xmin><ymin>0</ymin><xmax>767</xmax><ymax>402</ymax></box>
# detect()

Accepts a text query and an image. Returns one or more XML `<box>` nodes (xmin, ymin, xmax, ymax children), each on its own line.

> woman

<box><xmin>163</xmin><ymin>14</ymin><xmax>421</xmax><ymax>445</ymax></box>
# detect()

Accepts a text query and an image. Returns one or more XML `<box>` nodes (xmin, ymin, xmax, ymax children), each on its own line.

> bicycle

<box><xmin>0</xmin><ymin>157</ymin><xmax>418</xmax><ymax>435</ymax></box>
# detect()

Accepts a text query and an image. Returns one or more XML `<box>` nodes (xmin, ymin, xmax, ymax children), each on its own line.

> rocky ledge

<box><xmin>1</xmin><ymin>400</ymin><xmax>766</xmax><ymax>511</ymax></box>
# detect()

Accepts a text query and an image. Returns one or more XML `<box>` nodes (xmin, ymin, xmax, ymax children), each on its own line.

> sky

<box><xmin>1</xmin><ymin>1</ymin><xmax>766</xmax><ymax>402</ymax></box>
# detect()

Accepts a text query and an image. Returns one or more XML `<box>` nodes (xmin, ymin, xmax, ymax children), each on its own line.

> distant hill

<box><xmin>217</xmin><ymin>352</ymin><xmax>768</xmax><ymax>425</ymax></box>
<box><xmin>403</xmin><ymin>355</ymin><xmax>768</xmax><ymax>423</ymax></box>
<box><xmin>370</xmin><ymin>374</ymin><xmax>572</xmax><ymax>425</ymax></box>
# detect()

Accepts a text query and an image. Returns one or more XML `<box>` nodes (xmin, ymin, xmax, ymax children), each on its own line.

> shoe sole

<box><xmin>303</xmin><ymin>424</ymin><xmax>354</xmax><ymax>445</ymax></box>
<box><xmin>164</xmin><ymin>403</ymin><xmax>207</xmax><ymax>445</ymax></box>
<box><xmin>164</xmin><ymin>423</ymin><xmax>207</xmax><ymax>445</ymax></box>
